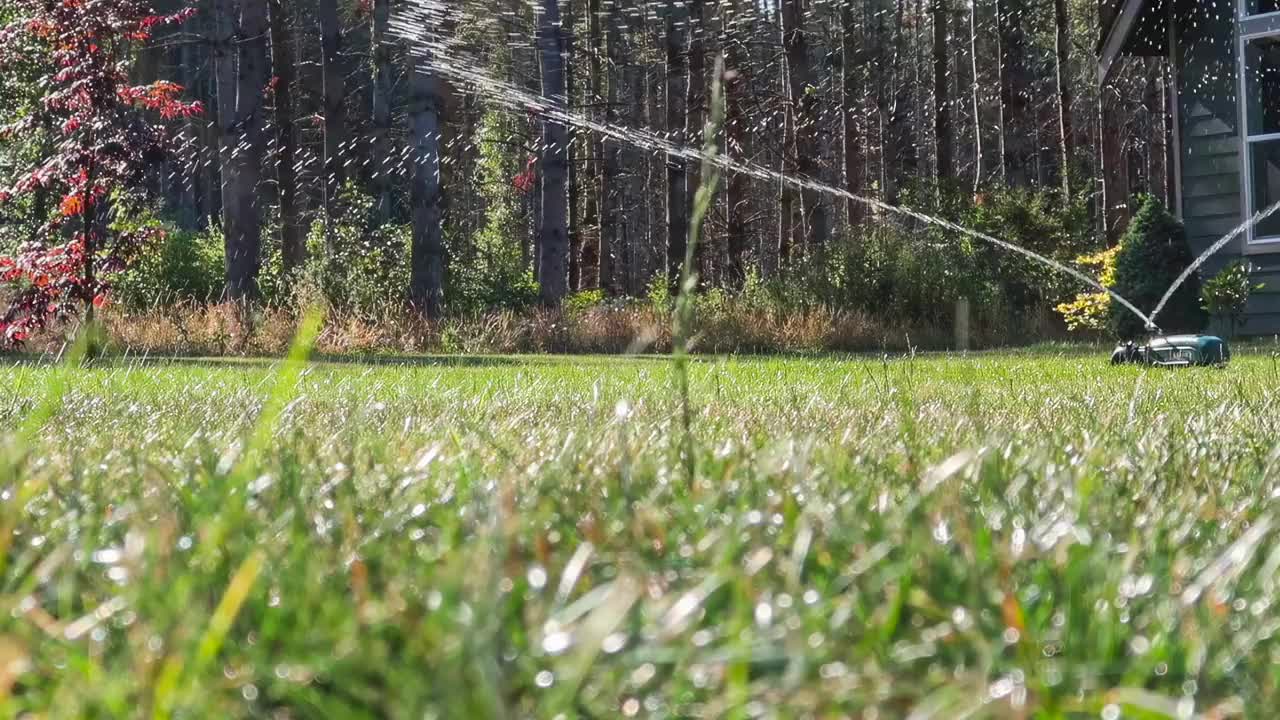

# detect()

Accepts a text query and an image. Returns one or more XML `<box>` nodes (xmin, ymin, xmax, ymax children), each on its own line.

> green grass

<box><xmin>3</xmin><ymin>346</ymin><xmax>1280</xmax><ymax>718</ymax></box>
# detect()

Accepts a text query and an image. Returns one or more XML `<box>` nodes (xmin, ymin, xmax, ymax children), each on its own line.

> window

<box><xmin>1247</xmin><ymin>0</ymin><xmax>1280</xmax><ymax>15</ymax></box>
<box><xmin>1243</xmin><ymin>34</ymin><xmax>1280</xmax><ymax>242</ymax></box>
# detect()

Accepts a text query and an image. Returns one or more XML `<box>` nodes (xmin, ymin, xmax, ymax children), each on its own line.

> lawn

<box><xmin>2</xmin><ymin>346</ymin><xmax>1279</xmax><ymax>718</ymax></box>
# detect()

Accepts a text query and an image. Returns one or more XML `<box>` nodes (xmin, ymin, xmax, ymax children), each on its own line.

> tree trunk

<box><xmin>841</xmin><ymin>0</ymin><xmax>864</xmax><ymax>226</ymax></box>
<box><xmin>665</xmin><ymin>0</ymin><xmax>689</xmax><ymax>293</ymax></box>
<box><xmin>992</xmin><ymin>0</ymin><xmax>1007</xmax><ymax>185</ymax></box>
<box><xmin>371</xmin><ymin>0</ymin><xmax>394</xmax><ymax>224</ymax></box>
<box><xmin>782</xmin><ymin>0</ymin><xmax>827</xmax><ymax>255</ymax></box>
<box><xmin>932</xmin><ymin>0</ymin><xmax>953</xmax><ymax>184</ymax></box>
<box><xmin>407</xmin><ymin>55</ymin><xmax>446</xmax><ymax>317</ymax></box>
<box><xmin>723</xmin><ymin>1</ymin><xmax>749</xmax><ymax>288</ymax></box>
<box><xmin>884</xmin><ymin>0</ymin><xmax>914</xmax><ymax>203</ymax></box>
<box><xmin>1053</xmin><ymin>0</ymin><xmax>1074</xmax><ymax>196</ymax></box>
<box><xmin>996</xmin><ymin>0</ymin><xmax>1030</xmax><ymax>187</ymax></box>
<box><xmin>318</xmin><ymin>0</ymin><xmax>346</xmax><ymax>240</ymax></box>
<box><xmin>216</xmin><ymin>0</ymin><xmax>269</xmax><ymax>301</ymax></box>
<box><xmin>1100</xmin><ymin>86</ymin><xmax>1128</xmax><ymax>245</ymax></box>
<box><xmin>1146</xmin><ymin>58</ymin><xmax>1168</xmax><ymax>206</ymax></box>
<box><xmin>538</xmin><ymin>0</ymin><xmax>570</xmax><ymax>304</ymax></box>
<box><xmin>599</xmin><ymin>0</ymin><xmax>622</xmax><ymax>295</ymax></box>
<box><xmin>969</xmin><ymin>0</ymin><xmax>984</xmax><ymax>191</ymax></box>
<box><xmin>583</xmin><ymin>0</ymin><xmax>604</xmax><ymax>291</ymax></box>
<box><xmin>269</xmin><ymin>0</ymin><xmax>304</xmax><ymax>275</ymax></box>
<box><xmin>564</xmin><ymin>3</ymin><xmax>580</xmax><ymax>294</ymax></box>
<box><xmin>686</xmin><ymin>0</ymin><xmax>706</xmax><ymax>283</ymax></box>
<box><xmin>778</xmin><ymin>0</ymin><xmax>795</xmax><ymax>266</ymax></box>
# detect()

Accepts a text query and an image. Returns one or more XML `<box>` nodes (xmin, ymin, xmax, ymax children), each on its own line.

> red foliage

<box><xmin>514</xmin><ymin>157</ymin><xmax>537</xmax><ymax>195</ymax></box>
<box><xmin>0</xmin><ymin>0</ymin><xmax>200</xmax><ymax>346</ymax></box>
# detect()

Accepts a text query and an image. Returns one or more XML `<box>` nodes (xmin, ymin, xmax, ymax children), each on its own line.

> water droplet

<box><xmin>754</xmin><ymin>602</ymin><xmax>773</xmax><ymax>627</ymax></box>
<box><xmin>92</xmin><ymin>548</ymin><xmax>123</xmax><ymax>564</ymax></box>
<box><xmin>819</xmin><ymin>662</ymin><xmax>847</xmax><ymax>679</ymax></box>
<box><xmin>542</xmin><ymin>631</ymin><xmax>572</xmax><ymax>655</ymax></box>
<box><xmin>535</xmin><ymin>670</ymin><xmax>554</xmax><ymax>688</ymax></box>
<box><xmin>989</xmin><ymin>677</ymin><xmax>1014</xmax><ymax>700</ymax></box>
<box><xmin>602</xmin><ymin>632</ymin><xmax>626</xmax><ymax>654</ymax></box>
<box><xmin>528</xmin><ymin>566</ymin><xmax>548</xmax><ymax>590</ymax></box>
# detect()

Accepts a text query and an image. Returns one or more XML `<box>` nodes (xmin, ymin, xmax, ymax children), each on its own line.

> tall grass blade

<box><xmin>672</xmin><ymin>55</ymin><xmax>726</xmax><ymax>486</ymax></box>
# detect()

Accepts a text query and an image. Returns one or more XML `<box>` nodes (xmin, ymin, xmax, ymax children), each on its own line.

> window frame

<box><xmin>1238</xmin><ymin>10</ymin><xmax>1280</xmax><ymax>246</ymax></box>
<box><xmin>1242</xmin><ymin>0</ymin><xmax>1280</xmax><ymax>21</ymax></box>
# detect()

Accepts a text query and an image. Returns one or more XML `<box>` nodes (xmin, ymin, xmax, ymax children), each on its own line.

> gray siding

<box><xmin>1242</xmin><ymin>254</ymin><xmax>1280</xmax><ymax>335</ymax></box>
<box><xmin>1176</xmin><ymin>4</ymin><xmax>1241</xmax><ymax>261</ymax></box>
<box><xmin>1172</xmin><ymin>3</ymin><xmax>1280</xmax><ymax>335</ymax></box>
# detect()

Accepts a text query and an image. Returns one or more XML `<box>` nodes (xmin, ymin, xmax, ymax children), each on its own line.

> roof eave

<box><xmin>1099</xmin><ymin>0</ymin><xmax>1147</xmax><ymax>84</ymax></box>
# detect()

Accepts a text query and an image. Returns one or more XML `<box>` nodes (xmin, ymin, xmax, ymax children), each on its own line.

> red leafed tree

<box><xmin>0</xmin><ymin>0</ymin><xmax>201</xmax><ymax>346</ymax></box>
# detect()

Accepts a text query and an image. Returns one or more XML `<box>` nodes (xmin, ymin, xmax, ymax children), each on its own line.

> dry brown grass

<box><xmin>7</xmin><ymin>300</ymin><xmax>1060</xmax><ymax>358</ymax></box>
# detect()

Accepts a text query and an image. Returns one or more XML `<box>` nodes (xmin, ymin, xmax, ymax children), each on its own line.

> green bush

<box><xmin>1201</xmin><ymin>261</ymin><xmax>1264</xmax><ymax>338</ymax></box>
<box><xmin>112</xmin><ymin>216</ymin><xmax>225</xmax><ymax>310</ymax></box>
<box><xmin>444</xmin><ymin>109</ymin><xmax>538</xmax><ymax>314</ymax></box>
<box><xmin>1107</xmin><ymin>195</ymin><xmax>1206</xmax><ymax>339</ymax></box>
<box><xmin>300</xmin><ymin>183</ymin><xmax>412</xmax><ymax>319</ymax></box>
<box><xmin>755</xmin><ymin>184</ymin><xmax>1092</xmax><ymax>333</ymax></box>
<box><xmin>563</xmin><ymin>289</ymin><xmax>604</xmax><ymax>316</ymax></box>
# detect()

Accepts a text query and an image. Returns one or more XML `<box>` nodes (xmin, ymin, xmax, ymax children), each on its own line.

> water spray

<box><xmin>394</xmin><ymin>0</ymin><xmax>1277</xmax><ymax>367</ymax></box>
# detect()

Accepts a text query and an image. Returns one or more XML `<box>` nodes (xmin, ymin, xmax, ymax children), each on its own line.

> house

<box><xmin>1100</xmin><ymin>0</ymin><xmax>1280</xmax><ymax>333</ymax></box>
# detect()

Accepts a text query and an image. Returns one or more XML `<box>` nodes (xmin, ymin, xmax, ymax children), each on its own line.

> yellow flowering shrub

<box><xmin>1055</xmin><ymin>245</ymin><xmax>1121</xmax><ymax>332</ymax></box>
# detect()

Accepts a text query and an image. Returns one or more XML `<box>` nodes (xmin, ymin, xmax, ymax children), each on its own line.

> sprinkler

<box><xmin>1110</xmin><ymin>325</ymin><xmax>1230</xmax><ymax>367</ymax></box>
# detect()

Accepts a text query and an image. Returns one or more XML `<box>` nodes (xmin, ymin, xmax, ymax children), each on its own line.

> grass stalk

<box><xmin>672</xmin><ymin>55</ymin><xmax>727</xmax><ymax>486</ymax></box>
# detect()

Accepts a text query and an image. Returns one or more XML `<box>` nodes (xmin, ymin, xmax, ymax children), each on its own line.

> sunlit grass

<box><xmin>3</xmin><ymin>347</ymin><xmax>1280</xmax><ymax>717</ymax></box>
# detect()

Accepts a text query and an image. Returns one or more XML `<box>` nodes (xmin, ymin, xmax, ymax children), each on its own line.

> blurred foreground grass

<box><xmin>2</xmin><ymin>347</ymin><xmax>1280</xmax><ymax>718</ymax></box>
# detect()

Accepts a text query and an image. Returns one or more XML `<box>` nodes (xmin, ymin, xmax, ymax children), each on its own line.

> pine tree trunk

<box><xmin>583</xmin><ymin>0</ymin><xmax>604</xmax><ymax>291</ymax></box>
<box><xmin>318</xmin><ymin>0</ymin><xmax>346</xmax><ymax>241</ymax></box>
<box><xmin>969</xmin><ymin>0</ymin><xmax>984</xmax><ymax>191</ymax></box>
<box><xmin>269</xmin><ymin>0</ymin><xmax>304</xmax><ymax>275</ymax></box>
<box><xmin>996</xmin><ymin>0</ymin><xmax>1029</xmax><ymax>187</ymax></box>
<box><xmin>841</xmin><ymin>0</ymin><xmax>864</xmax><ymax>226</ymax></box>
<box><xmin>216</xmin><ymin>0</ymin><xmax>269</xmax><ymax>301</ymax></box>
<box><xmin>623</xmin><ymin>54</ymin><xmax>645</xmax><ymax>294</ymax></box>
<box><xmin>1146</xmin><ymin>58</ymin><xmax>1167</xmax><ymax>205</ymax></box>
<box><xmin>1100</xmin><ymin>86</ymin><xmax>1128</xmax><ymax>244</ymax></box>
<box><xmin>538</xmin><ymin>0</ymin><xmax>570</xmax><ymax>304</ymax></box>
<box><xmin>599</xmin><ymin>0</ymin><xmax>622</xmax><ymax>295</ymax></box>
<box><xmin>665</xmin><ymin>0</ymin><xmax>689</xmax><ymax>292</ymax></box>
<box><xmin>723</xmin><ymin>0</ymin><xmax>749</xmax><ymax>287</ymax></box>
<box><xmin>407</xmin><ymin>56</ymin><xmax>446</xmax><ymax>317</ymax></box>
<box><xmin>992</xmin><ymin>0</ymin><xmax>1007</xmax><ymax>185</ymax></box>
<box><xmin>884</xmin><ymin>0</ymin><xmax>913</xmax><ymax>202</ymax></box>
<box><xmin>686</xmin><ymin>0</ymin><xmax>706</xmax><ymax>282</ymax></box>
<box><xmin>778</xmin><ymin>0</ymin><xmax>795</xmax><ymax>266</ymax></box>
<box><xmin>1053</xmin><ymin>0</ymin><xmax>1074</xmax><ymax>196</ymax></box>
<box><xmin>371</xmin><ymin>0</ymin><xmax>394</xmax><ymax>224</ymax></box>
<box><xmin>932</xmin><ymin>0</ymin><xmax>953</xmax><ymax>183</ymax></box>
<box><xmin>782</xmin><ymin>0</ymin><xmax>826</xmax><ymax>255</ymax></box>
<box><xmin>565</xmin><ymin>5</ymin><xmax>580</xmax><ymax>294</ymax></box>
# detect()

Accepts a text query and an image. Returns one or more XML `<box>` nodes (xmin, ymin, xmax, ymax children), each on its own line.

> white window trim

<box><xmin>1238</xmin><ymin>0</ymin><xmax>1280</xmax><ymax>245</ymax></box>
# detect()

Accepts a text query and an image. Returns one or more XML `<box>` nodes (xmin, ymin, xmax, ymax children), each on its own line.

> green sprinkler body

<box><xmin>1110</xmin><ymin>334</ymin><xmax>1230</xmax><ymax>367</ymax></box>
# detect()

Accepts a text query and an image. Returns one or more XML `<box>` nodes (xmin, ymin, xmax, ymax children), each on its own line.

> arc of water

<box><xmin>391</xmin><ymin>3</ymin><xmax>1159</xmax><ymax>329</ymax></box>
<box><xmin>1148</xmin><ymin>199</ymin><xmax>1280</xmax><ymax>328</ymax></box>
